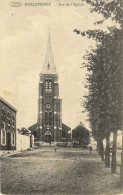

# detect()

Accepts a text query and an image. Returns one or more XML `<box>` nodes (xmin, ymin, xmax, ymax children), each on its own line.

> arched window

<box><xmin>49</xmin><ymin>93</ymin><xmax>51</xmax><ymax>99</ymax></box>
<box><xmin>45</xmin><ymin>92</ymin><xmax>48</xmax><ymax>100</ymax></box>
<box><xmin>45</xmin><ymin>112</ymin><xmax>49</xmax><ymax>125</ymax></box>
<box><xmin>49</xmin><ymin>112</ymin><xmax>52</xmax><ymax>125</ymax></box>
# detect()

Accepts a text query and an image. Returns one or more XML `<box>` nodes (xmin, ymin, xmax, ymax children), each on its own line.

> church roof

<box><xmin>41</xmin><ymin>33</ymin><xmax>57</xmax><ymax>75</ymax></box>
<box><xmin>28</xmin><ymin>122</ymin><xmax>71</xmax><ymax>132</ymax></box>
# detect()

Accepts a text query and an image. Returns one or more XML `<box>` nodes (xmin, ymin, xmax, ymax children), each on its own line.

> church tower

<box><xmin>37</xmin><ymin>33</ymin><xmax>62</xmax><ymax>143</ymax></box>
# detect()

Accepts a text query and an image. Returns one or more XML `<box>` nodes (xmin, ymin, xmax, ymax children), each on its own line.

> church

<box><xmin>29</xmin><ymin>33</ymin><xmax>71</xmax><ymax>143</ymax></box>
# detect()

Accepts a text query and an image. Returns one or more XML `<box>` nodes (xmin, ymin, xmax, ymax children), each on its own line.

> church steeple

<box><xmin>41</xmin><ymin>32</ymin><xmax>57</xmax><ymax>74</ymax></box>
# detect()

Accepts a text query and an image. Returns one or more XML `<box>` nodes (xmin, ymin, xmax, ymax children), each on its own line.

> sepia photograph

<box><xmin>0</xmin><ymin>0</ymin><xmax>123</xmax><ymax>194</ymax></box>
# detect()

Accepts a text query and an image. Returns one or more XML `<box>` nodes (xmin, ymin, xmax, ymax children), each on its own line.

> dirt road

<box><xmin>0</xmin><ymin>147</ymin><xmax>122</xmax><ymax>194</ymax></box>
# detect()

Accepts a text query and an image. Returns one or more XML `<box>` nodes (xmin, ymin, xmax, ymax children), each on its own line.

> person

<box><xmin>89</xmin><ymin>146</ymin><xmax>92</xmax><ymax>153</ymax></box>
<box><xmin>55</xmin><ymin>146</ymin><xmax>57</xmax><ymax>152</ymax></box>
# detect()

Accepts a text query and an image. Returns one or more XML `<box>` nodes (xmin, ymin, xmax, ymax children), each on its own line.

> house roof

<box><xmin>72</xmin><ymin>122</ymin><xmax>89</xmax><ymax>132</ymax></box>
<box><xmin>0</xmin><ymin>97</ymin><xmax>17</xmax><ymax>112</ymax></box>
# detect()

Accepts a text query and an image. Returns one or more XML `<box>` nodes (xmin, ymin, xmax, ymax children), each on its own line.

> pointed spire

<box><xmin>41</xmin><ymin>32</ymin><xmax>57</xmax><ymax>74</ymax></box>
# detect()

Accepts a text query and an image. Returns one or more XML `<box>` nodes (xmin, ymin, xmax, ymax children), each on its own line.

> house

<box><xmin>72</xmin><ymin>122</ymin><xmax>90</xmax><ymax>147</ymax></box>
<box><xmin>0</xmin><ymin>97</ymin><xmax>17</xmax><ymax>150</ymax></box>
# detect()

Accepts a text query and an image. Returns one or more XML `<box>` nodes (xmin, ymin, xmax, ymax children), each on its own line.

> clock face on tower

<box><xmin>46</xmin><ymin>104</ymin><xmax>51</xmax><ymax>109</ymax></box>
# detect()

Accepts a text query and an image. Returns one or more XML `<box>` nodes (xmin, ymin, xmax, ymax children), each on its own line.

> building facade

<box><xmin>0</xmin><ymin>97</ymin><xmax>17</xmax><ymax>150</ymax></box>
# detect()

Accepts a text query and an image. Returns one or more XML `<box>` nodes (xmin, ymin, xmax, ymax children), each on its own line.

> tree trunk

<box><xmin>97</xmin><ymin>140</ymin><xmax>99</xmax><ymax>153</ymax></box>
<box><xmin>105</xmin><ymin>133</ymin><xmax>110</xmax><ymax>167</ymax></box>
<box><xmin>98</xmin><ymin>140</ymin><xmax>101</xmax><ymax>157</ymax></box>
<box><xmin>111</xmin><ymin>131</ymin><xmax>117</xmax><ymax>174</ymax></box>
<box><xmin>99</xmin><ymin>138</ymin><xmax>104</xmax><ymax>161</ymax></box>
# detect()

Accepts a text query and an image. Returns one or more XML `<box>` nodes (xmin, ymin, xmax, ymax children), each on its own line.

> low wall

<box><xmin>16</xmin><ymin>133</ymin><xmax>31</xmax><ymax>151</ymax></box>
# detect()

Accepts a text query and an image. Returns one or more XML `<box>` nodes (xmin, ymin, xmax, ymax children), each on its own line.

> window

<box><xmin>11</xmin><ymin>132</ymin><xmax>15</xmax><ymax>146</ymax></box>
<box><xmin>49</xmin><ymin>112</ymin><xmax>52</xmax><ymax>125</ymax></box>
<box><xmin>7</xmin><ymin>112</ymin><xmax>11</xmax><ymax>126</ymax></box>
<box><xmin>1</xmin><ymin>122</ymin><xmax>6</xmax><ymax>146</ymax></box>
<box><xmin>2</xmin><ymin>107</ymin><xmax>5</xmax><ymax>121</ymax></box>
<box><xmin>45</xmin><ymin>92</ymin><xmax>51</xmax><ymax>100</ymax></box>
<box><xmin>12</xmin><ymin>116</ymin><xmax>15</xmax><ymax>128</ymax></box>
<box><xmin>45</xmin><ymin>112</ymin><xmax>49</xmax><ymax>125</ymax></box>
<box><xmin>45</xmin><ymin>92</ymin><xmax>48</xmax><ymax>100</ymax></box>
<box><xmin>49</xmin><ymin>93</ymin><xmax>52</xmax><ymax>99</ymax></box>
<box><xmin>46</xmin><ymin>104</ymin><xmax>51</xmax><ymax>109</ymax></box>
<box><xmin>1</xmin><ymin>122</ymin><xmax>4</xmax><ymax>129</ymax></box>
<box><xmin>57</xmin><ymin>116</ymin><xmax>60</xmax><ymax>127</ymax></box>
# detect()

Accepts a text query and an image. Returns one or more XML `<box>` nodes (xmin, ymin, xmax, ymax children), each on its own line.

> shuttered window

<box><xmin>45</xmin><ymin>78</ymin><xmax>52</xmax><ymax>90</ymax></box>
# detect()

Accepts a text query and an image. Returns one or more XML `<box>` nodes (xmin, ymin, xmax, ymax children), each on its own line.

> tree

<box><xmin>17</xmin><ymin>127</ymin><xmax>31</xmax><ymax>135</ymax></box>
<box><xmin>74</xmin><ymin>0</ymin><xmax>123</xmax><ymax>174</ymax></box>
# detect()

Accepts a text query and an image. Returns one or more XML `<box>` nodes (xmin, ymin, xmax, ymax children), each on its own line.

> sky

<box><xmin>0</xmin><ymin>0</ymin><xmax>116</xmax><ymax>130</ymax></box>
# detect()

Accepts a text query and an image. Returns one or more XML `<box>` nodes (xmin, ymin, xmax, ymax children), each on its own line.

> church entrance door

<box><xmin>45</xmin><ymin>130</ymin><xmax>52</xmax><ymax>143</ymax></box>
<box><xmin>45</xmin><ymin>135</ymin><xmax>52</xmax><ymax>143</ymax></box>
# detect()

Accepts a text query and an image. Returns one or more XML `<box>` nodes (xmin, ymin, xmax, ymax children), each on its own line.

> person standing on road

<box><xmin>89</xmin><ymin>146</ymin><xmax>92</xmax><ymax>153</ymax></box>
<box><xmin>55</xmin><ymin>146</ymin><xmax>57</xmax><ymax>152</ymax></box>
